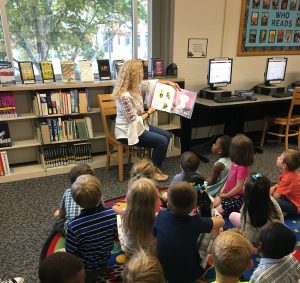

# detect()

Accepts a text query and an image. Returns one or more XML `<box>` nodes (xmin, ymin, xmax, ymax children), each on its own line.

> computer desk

<box><xmin>180</xmin><ymin>93</ymin><xmax>292</xmax><ymax>160</ymax></box>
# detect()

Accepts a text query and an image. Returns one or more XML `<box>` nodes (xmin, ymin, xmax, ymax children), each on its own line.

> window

<box><xmin>137</xmin><ymin>33</ymin><xmax>141</xmax><ymax>48</ymax></box>
<box><xmin>125</xmin><ymin>32</ymin><xmax>131</xmax><ymax>46</ymax></box>
<box><xmin>2</xmin><ymin>0</ymin><xmax>148</xmax><ymax>75</ymax></box>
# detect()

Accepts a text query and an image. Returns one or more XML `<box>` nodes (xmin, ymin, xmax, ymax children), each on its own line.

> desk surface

<box><xmin>196</xmin><ymin>93</ymin><xmax>291</xmax><ymax>107</ymax></box>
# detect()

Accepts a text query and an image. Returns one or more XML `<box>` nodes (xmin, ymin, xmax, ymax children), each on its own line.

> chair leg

<box><xmin>106</xmin><ymin>143</ymin><xmax>112</xmax><ymax>170</ymax></box>
<box><xmin>298</xmin><ymin>126</ymin><xmax>300</xmax><ymax>149</ymax></box>
<box><xmin>118</xmin><ymin>144</ymin><xmax>124</xmax><ymax>181</ymax></box>
<box><xmin>278</xmin><ymin>125</ymin><xmax>284</xmax><ymax>144</ymax></box>
<box><xmin>260</xmin><ymin>119</ymin><xmax>268</xmax><ymax>147</ymax></box>
<box><xmin>285</xmin><ymin>125</ymin><xmax>289</xmax><ymax>150</ymax></box>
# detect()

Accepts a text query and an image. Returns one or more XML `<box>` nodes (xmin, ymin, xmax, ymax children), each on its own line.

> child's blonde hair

<box><xmin>230</xmin><ymin>134</ymin><xmax>254</xmax><ymax>166</ymax></box>
<box><xmin>211</xmin><ymin>229</ymin><xmax>252</xmax><ymax>277</ymax></box>
<box><xmin>122</xmin><ymin>178</ymin><xmax>157</xmax><ymax>249</ymax></box>
<box><xmin>129</xmin><ymin>159</ymin><xmax>156</xmax><ymax>184</ymax></box>
<box><xmin>71</xmin><ymin>174</ymin><xmax>102</xmax><ymax>209</ymax></box>
<box><xmin>123</xmin><ymin>249</ymin><xmax>164</xmax><ymax>283</ymax></box>
<box><xmin>283</xmin><ymin>149</ymin><xmax>300</xmax><ymax>171</ymax></box>
<box><xmin>168</xmin><ymin>181</ymin><xmax>197</xmax><ymax>215</ymax></box>
<box><xmin>112</xmin><ymin>59</ymin><xmax>144</xmax><ymax>98</ymax></box>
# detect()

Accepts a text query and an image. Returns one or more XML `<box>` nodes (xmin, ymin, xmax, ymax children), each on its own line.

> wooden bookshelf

<box><xmin>0</xmin><ymin>78</ymin><xmax>184</xmax><ymax>183</ymax></box>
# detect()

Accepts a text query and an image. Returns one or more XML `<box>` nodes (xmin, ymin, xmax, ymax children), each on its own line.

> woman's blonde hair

<box><xmin>129</xmin><ymin>159</ymin><xmax>156</xmax><ymax>186</ymax></box>
<box><xmin>123</xmin><ymin>249</ymin><xmax>164</xmax><ymax>283</ymax></box>
<box><xmin>112</xmin><ymin>59</ymin><xmax>144</xmax><ymax>97</ymax></box>
<box><xmin>122</xmin><ymin>178</ymin><xmax>157</xmax><ymax>249</ymax></box>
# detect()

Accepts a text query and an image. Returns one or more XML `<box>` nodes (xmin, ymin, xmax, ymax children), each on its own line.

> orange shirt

<box><xmin>276</xmin><ymin>171</ymin><xmax>300</xmax><ymax>213</ymax></box>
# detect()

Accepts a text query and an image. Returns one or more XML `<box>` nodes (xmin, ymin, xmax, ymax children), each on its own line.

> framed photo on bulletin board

<box><xmin>237</xmin><ymin>0</ymin><xmax>300</xmax><ymax>56</ymax></box>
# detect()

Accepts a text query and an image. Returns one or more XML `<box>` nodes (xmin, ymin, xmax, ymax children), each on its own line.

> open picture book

<box><xmin>151</xmin><ymin>82</ymin><xmax>197</xmax><ymax>119</ymax></box>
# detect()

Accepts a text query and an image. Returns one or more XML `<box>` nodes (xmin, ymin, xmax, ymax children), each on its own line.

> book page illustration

<box><xmin>171</xmin><ymin>89</ymin><xmax>197</xmax><ymax>119</ymax></box>
<box><xmin>151</xmin><ymin>83</ymin><xmax>175</xmax><ymax>113</ymax></box>
<box><xmin>151</xmin><ymin>83</ymin><xmax>197</xmax><ymax>119</ymax></box>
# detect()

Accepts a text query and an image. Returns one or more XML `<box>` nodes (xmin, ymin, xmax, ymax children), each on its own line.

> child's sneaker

<box><xmin>0</xmin><ymin>278</ymin><xmax>24</xmax><ymax>283</ymax></box>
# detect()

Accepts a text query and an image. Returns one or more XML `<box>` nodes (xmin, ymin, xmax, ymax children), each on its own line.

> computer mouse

<box><xmin>247</xmin><ymin>97</ymin><xmax>257</xmax><ymax>101</ymax></box>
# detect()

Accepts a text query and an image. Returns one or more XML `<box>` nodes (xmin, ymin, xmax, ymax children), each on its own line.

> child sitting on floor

<box><xmin>214</xmin><ymin>134</ymin><xmax>254</xmax><ymax>216</ymax></box>
<box><xmin>112</xmin><ymin>159</ymin><xmax>162</xmax><ymax>214</ymax></box>
<box><xmin>65</xmin><ymin>174</ymin><xmax>117</xmax><ymax>283</ymax></box>
<box><xmin>122</xmin><ymin>249</ymin><xmax>164</xmax><ymax>283</ymax></box>
<box><xmin>53</xmin><ymin>164</ymin><xmax>94</xmax><ymax>234</ymax></box>
<box><xmin>38</xmin><ymin>251</ymin><xmax>85</xmax><ymax>283</ymax></box>
<box><xmin>153</xmin><ymin>181</ymin><xmax>224</xmax><ymax>283</ymax></box>
<box><xmin>161</xmin><ymin>151</ymin><xmax>204</xmax><ymax>205</ymax></box>
<box><xmin>250</xmin><ymin>222</ymin><xmax>300</xmax><ymax>282</ymax></box>
<box><xmin>229</xmin><ymin>173</ymin><xmax>284</xmax><ymax>248</ymax></box>
<box><xmin>118</xmin><ymin>178</ymin><xmax>158</xmax><ymax>255</ymax></box>
<box><xmin>208</xmin><ymin>229</ymin><xmax>253</xmax><ymax>283</ymax></box>
<box><xmin>270</xmin><ymin>149</ymin><xmax>300</xmax><ymax>216</ymax></box>
<box><xmin>206</xmin><ymin>135</ymin><xmax>232</xmax><ymax>197</ymax></box>
<box><xmin>171</xmin><ymin>151</ymin><xmax>202</xmax><ymax>184</ymax></box>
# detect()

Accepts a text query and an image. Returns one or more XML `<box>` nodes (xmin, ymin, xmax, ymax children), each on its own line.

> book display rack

<box><xmin>0</xmin><ymin>78</ymin><xmax>184</xmax><ymax>183</ymax></box>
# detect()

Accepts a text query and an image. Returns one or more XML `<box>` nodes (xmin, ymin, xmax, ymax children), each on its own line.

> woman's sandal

<box><xmin>153</xmin><ymin>168</ymin><xmax>169</xmax><ymax>182</ymax></box>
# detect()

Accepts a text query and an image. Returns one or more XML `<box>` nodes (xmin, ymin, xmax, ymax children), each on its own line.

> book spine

<box><xmin>0</xmin><ymin>151</ymin><xmax>10</xmax><ymax>175</ymax></box>
<box><xmin>0</xmin><ymin>152</ymin><xmax>5</xmax><ymax>176</ymax></box>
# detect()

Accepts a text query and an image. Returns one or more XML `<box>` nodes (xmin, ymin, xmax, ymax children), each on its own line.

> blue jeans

<box><xmin>119</xmin><ymin>126</ymin><xmax>170</xmax><ymax>168</ymax></box>
<box><xmin>136</xmin><ymin>125</ymin><xmax>170</xmax><ymax>168</ymax></box>
<box><xmin>276</xmin><ymin>197</ymin><xmax>298</xmax><ymax>216</ymax></box>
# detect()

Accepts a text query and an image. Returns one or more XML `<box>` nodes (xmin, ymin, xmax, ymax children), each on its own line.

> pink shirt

<box><xmin>223</xmin><ymin>162</ymin><xmax>250</xmax><ymax>198</ymax></box>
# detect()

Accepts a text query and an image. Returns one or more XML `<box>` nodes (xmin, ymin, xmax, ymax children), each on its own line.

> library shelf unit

<box><xmin>0</xmin><ymin>78</ymin><xmax>184</xmax><ymax>183</ymax></box>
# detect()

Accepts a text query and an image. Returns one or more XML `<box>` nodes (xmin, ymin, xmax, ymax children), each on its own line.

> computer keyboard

<box><xmin>214</xmin><ymin>96</ymin><xmax>247</xmax><ymax>103</ymax></box>
<box><xmin>271</xmin><ymin>92</ymin><xmax>293</xmax><ymax>98</ymax></box>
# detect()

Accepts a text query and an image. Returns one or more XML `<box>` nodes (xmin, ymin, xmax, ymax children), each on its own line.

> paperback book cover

<box><xmin>60</xmin><ymin>60</ymin><xmax>76</xmax><ymax>83</ymax></box>
<box><xmin>39</xmin><ymin>61</ymin><xmax>55</xmax><ymax>83</ymax></box>
<box><xmin>97</xmin><ymin>59</ymin><xmax>111</xmax><ymax>80</ymax></box>
<box><xmin>113</xmin><ymin>60</ymin><xmax>124</xmax><ymax>78</ymax></box>
<box><xmin>19</xmin><ymin>61</ymin><xmax>36</xmax><ymax>84</ymax></box>
<box><xmin>0</xmin><ymin>122</ymin><xmax>12</xmax><ymax>147</ymax></box>
<box><xmin>151</xmin><ymin>83</ymin><xmax>197</xmax><ymax>119</ymax></box>
<box><xmin>0</xmin><ymin>92</ymin><xmax>17</xmax><ymax>118</ymax></box>
<box><xmin>79</xmin><ymin>60</ymin><xmax>94</xmax><ymax>82</ymax></box>
<box><xmin>142</xmin><ymin>59</ymin><xmax>148</xmax><ymax>79</ymax></box>
<box><xmin>0</xmin><ymin>61</ymin><xmax>16</xmax><ymax>85</ymax></box>
<box><xmin>151</xmin><ymin>58</ymin><xmax>164</xmax><ymax>78</ymax></box>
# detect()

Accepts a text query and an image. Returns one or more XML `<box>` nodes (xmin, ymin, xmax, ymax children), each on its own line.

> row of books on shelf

<box><xmin>0</xmin><ymin>92</ymin><xmax>17</xmax><ymax>118</ymax></box>
<box><xmin>33</xmin><ymin>88</ymin><xmax>91</xmax><ymax>116</ymax></box>
<box><xmin>41</xmin><ymin>142</ymin><xmax>92</xmax><ymax>168</ymax></box>
<box><xmin>0</xmin><ymin>151</ymin><xmax>10</xmax><ymax>176</ymax></box>
<box><xmin>38</xmin><ymin>117</ymin><xmax>93</xmax><ymax>144</ymax></box>
<box><xmin>0</xmin><ymin>57</ymin><xmax>175</xmax><ymax>86</ymax></box>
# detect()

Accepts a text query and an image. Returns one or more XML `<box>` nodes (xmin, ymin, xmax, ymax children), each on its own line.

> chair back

<box><xmin>97</xmin><ymin>94</ymin><xmax>116</xmax><ymax>137</ymax></box>
<box><xmin>287</xmin><ymin>87</ymin><xmax>300</xmax><ymax>121</ymax></box>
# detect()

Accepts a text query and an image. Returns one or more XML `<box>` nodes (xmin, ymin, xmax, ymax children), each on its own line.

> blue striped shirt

<box><xmin>65</xmin><ymin>204</ymin><xmax>117</xmax><ymax>271</ymax></box>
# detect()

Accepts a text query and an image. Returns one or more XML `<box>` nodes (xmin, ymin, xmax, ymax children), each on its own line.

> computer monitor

<box><xmin>208</xmin><ymin>58</ymin><xmax>233</xmax><ymax>90</ymax></box>
<box><xmin>264</xmin><ymin>57</ymin><xmax>287</xmax><ymax>86</ymax></box>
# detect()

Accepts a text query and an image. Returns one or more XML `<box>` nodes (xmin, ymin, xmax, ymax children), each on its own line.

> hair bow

<box><xmin>251</xmin><ymin>172</ymin><xmax>262</xmax><ymax>181</ymax></box>
<box><xmin>194</xmin><ymin>181</ymin><xmax>208</xmax><ymax>192</ymax></box>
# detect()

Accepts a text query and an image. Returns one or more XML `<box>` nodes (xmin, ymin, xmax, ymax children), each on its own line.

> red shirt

<box><xmin>276</xmin><ymin>171</ymin><xmax>300</xmax><ymax>213</ymax></box>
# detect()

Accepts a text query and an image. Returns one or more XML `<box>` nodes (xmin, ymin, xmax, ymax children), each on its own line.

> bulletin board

<box><xmin>237</xmin><ymin>0</ymin><xmax>300</xmax><ymax>56</ymax></box>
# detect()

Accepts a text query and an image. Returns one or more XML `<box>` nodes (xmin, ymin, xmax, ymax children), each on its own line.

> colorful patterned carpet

<box><xmin>41</xmin><ymin>195</ymin><xmax>300</xmax><ymax>282</ymax></box>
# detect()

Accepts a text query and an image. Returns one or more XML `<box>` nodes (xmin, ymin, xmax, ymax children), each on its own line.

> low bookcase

<box><xmin>0</xmin><ymin>79</ymin><xmax>184</xmax><ymax>183</ymax></box>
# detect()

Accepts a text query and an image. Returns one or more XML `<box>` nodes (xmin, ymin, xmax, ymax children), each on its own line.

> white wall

<box><xmin>173</xmin><ymin>0</ymin><xmax>300</xmax><ymax>137</ymax></box>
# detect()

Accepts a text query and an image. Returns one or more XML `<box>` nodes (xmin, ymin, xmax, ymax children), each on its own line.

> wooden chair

<box><xmin>260</xmin><ymin>87</ymin><xmax>300</xmax><ymax>150</ymax></box>
<box><xmin>97</xmin><ymin>94</ymin><xmax>150</xmax><ymax>181</ymax></box>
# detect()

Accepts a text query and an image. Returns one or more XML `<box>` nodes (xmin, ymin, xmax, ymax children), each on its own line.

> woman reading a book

<box><xmin>113</xmin><ymin>59</ymin><xmax>180</xmax><ymax>182</ymax></box>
